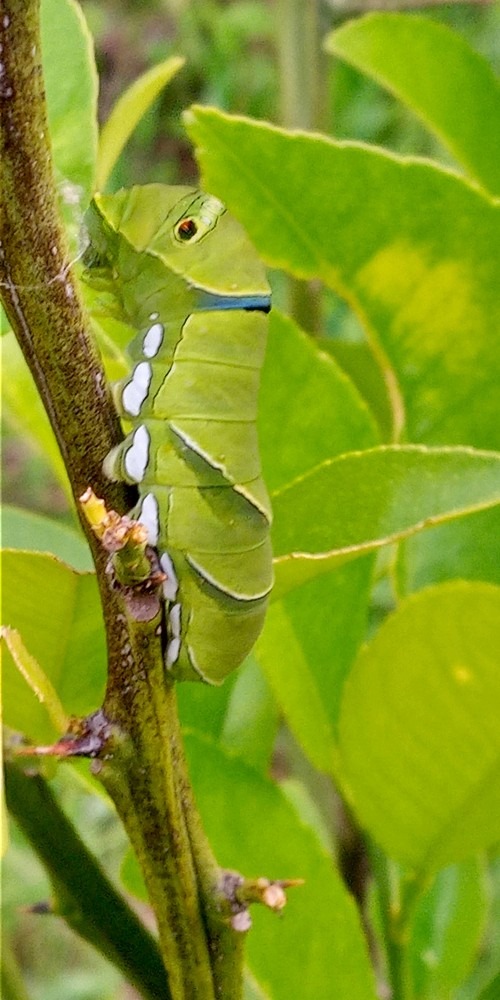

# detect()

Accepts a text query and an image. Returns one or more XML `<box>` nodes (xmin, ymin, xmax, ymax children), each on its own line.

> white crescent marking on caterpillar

<box><xmin>124</xmin><ymin>425</ymin><xmax>150</xmax><ymax>482</ymax></box>
<box><xmin>143</xmin><ymin>322</ymin><xmax>164</xmax><ymax>358</ymax></box>
<box><xmin>122</xmin><ymin>361</ymin><xmax>152</xmax><ymax>416</ymax></box>
<box><xmin>138</xmin><ymin>492</ymin><xmax>159</xmax><ymax>545</ymax></box>
<box><xmin>160</xmin><ymin>552</ymin><xmax>179</xmax><ymax>600</ymax></box>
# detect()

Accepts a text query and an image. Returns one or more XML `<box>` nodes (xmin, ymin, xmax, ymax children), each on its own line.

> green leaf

<box><xmin>339</xmin><ymin>581</ymin><xmax>500</xmax><ymax>870</ymax></box>
<box><xmin>325</xmin><ymin>13</ymin><xmax>500</xmax><ymax>196</ymax></box>
<box><xmin>280</xmin><ymin>778</ymin><xmax>333</xmax><ymax>855</ymax></box>
<box><xmin>257</xmin><ymin>313</ymin><xmax>378</xmax><ymax>770</ymax></box>
<box><xmin>2</xmin><ymin>550</ymin><xmax>105</xmax><ymax>743</ymax></box>
<box><xmin>2</xmin><ymin>331</ymin><xmax>72</xmax><ymax>497</ymax></box>
<box><xmin>1</xmin><ymin>627</ymin><xmax>69</xmax><ymax>735</ymax></box>
<box><xmin>176</xmin><ymin>678</ymin><xmax>235</xmax><ymax>741</ymax></box>
<box><xmin>97</xmin><ymin>57</ymin><xmax>185</xmax><ymax>191</ymax></box>
<box><xmin>478</xmin><ymin>972</ymin><xmax>500</xmax><ymax>1000</ymax></box>
<box><xmin>1</xmin><ymin>505</ymin><xmax>92</xmax><ymax>571</ymax></box>
<box><xmin>255</xmin><ymin>597</ymin><xmax>338</xmax><ymax>773</ymax></box>
<box><xmin>185</xmin><ymin>109</ymin><xmax>500</xmax><ymax>450</ymax></box>
<box><xmin>400</xmin><ymin>507</ymin><xmax>500</xmax><ymax>593</ymax></box>
<box><xmin>260</xmin><ymin>311</ymin><xmax>378</xmax><ymax>491</ymax></box>
<box><xmin>320</xmin><ymin>337</ymin><xmax>393</xmax><ymax>441</ymax></box>
<box><xmin>220</xmin><ymin>657</ymin><xmax>279</xmax><ymax>771</ymax></box>
<box><xmin>244</xmin><ymin>971</ymin><xmax>271</xmax><ymax>1000</ymax></box>
<box><xmin>408</xmin><ymin>858</ymin><xmax>487</xmax><ymax>999</ymax></box>
<box><xmin>185</xmin><ymin>734</ymin><xmax>377</xmax><ymax>1000</ymax></box>
<box><xmin>41</xmin><ymin>0</ymin><xmax>98</xmax><ymax>206</ymax></box>
<box><xmin>272</xmin><ymin>445</ymin><xmax>500</xmax><ymax>597</ymax></box>
<box><xmin>257</xmin><ymin>561</ymin><xmax>372</xmax><ymax>773</ymax></box>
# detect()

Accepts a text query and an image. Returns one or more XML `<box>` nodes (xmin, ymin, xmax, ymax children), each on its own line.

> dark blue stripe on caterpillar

<box><xmin>197</xmin><ymin>291</ymin><xmax>271</xmax><ymax>314</ymax></box>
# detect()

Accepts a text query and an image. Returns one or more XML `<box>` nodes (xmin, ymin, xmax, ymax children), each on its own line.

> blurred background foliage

<box><xmin>2</xmin><ymin>3</ymin><xmax>500</xmax><ymax>999</ymax></box>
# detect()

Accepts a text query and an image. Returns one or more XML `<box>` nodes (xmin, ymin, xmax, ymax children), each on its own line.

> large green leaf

<box><xmin>478</xmin><ymin>973</ymin><xmax>500</xmax><ymax>1000</ymax></box>
<box><xmin>2</xmin><ymin>626</ymin><xmax>69</xmax><ymax>736</ymax></box>
<box><xmin>2</xmin><ymin>551</ymin><xmax>104</xmax><ymax>743</ymax></box>
<box><xmin>256</xmin><ymin>561</ymin><xmax>372</xmax><ymax>773</ymax></box>
<box><xmin>256</xmin><ymin>312</ymin><xmax>378</xmax><ymax>769</ymax></box>
<box><xmin>41</xmin><ymin>0</ymin><xmax>97</xmax><ymax>207</ymax></box>
<box><xmin>185</xmin><ymin>109</ymin><xmax>500</xmax><ymax>451</ymax></box>
<box><xmin>408</xmin><ymin>858</ymin><xmax>487</xmax><ymax>1000</ymax></box>
<box><xmin>1</xmin><ymin>506</ymin><xmax>92</xmax><ymax>571</ymax></box>
<box><xmin>185</xmin><ymin>734</ymin><xmax>377</xmax><ymax>1000</ymax></box>
<box><xmin>260</xmin><ymin>311</ymin><xmax>378</xmax><ymax>491</ymax></box>
<box><xmin>219</xmin><ymin>657</ymin><xmax>278</xmax><ymax>772</ymax></box>
<box><xmin>272</xmin><ymin>445</ymin><xmax>500</xmax><ymax>597</ymax></box>
<box><xmin>326</xmin><ymin>14</ymin><xmax>500</xmax><ymax>196</ymax></box>
<box><xmin>339</xmin><ymin>582</ymin><xmax>500</xmax><ymax>870</ymax></box>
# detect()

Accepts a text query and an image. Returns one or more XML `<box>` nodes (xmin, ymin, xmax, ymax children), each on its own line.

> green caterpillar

<box><xmin>84</xmin><ymin>185</ymin><xmax>272</xmax><ymax>683</ymax></box>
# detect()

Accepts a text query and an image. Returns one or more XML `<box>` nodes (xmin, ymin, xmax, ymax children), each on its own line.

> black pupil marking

<box><xmin>177</xmin><ymin>218</ymin><xmax>198</xmax><ymax>240</ymax></box>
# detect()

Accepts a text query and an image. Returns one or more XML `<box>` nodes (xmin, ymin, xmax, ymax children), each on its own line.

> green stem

<box><xmin>4</xmin><ymin>763</ymin><xmax>169</xmax><ymax>1000</ymax></box>
<box><xmin>99</xmin><ymin>609</ymin><xmax>244</xmax><ymax>999</ymax></box>
<box><xmin>370</xmin><ymin>845</ymin><xmax>427</xmax><ymax>1000</ymax></box>
<box><xmin>275</xmin><ymin>0</ymin><xmax>325</xmax><ymax>334</ymax></box>
<box><xmin>98</xmin><ymin>611</ymin><xmax>218</xmax><ymax>1000</ymax></box>
<box><xmin>0</xmin><ymin>4</ymin><xmax>243</xmax><ymax>997</ymax></box>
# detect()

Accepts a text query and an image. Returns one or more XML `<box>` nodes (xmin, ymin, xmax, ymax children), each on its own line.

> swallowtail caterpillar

<box><xmin>84</xmin><ymin>185</ymin><xmax>273</xmax><ymax>684</ymax></box>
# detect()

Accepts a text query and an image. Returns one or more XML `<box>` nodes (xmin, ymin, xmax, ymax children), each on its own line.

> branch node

<box><xmin>80</xmin><ymin>487</ymin><xmax>165</xmax><ymax>593</ymax></box>
<box><xmin>219</xmin><ymin>870</ymin><xmax>304</xmax><ymax>931</ymax></box>
<box><xmin>15</xmin><ymin>708</ymin><xmax>116</xmax><ymax>759</ymax></box>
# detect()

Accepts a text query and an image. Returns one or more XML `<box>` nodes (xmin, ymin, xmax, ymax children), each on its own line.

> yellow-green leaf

<box><xmin>1</xmin><ymin>627</ymin><xmax>69</xmax><ymax>735</ymax></box>
<box><xmin>272</xmin><ymin>445</ymin><xmax>500</xmax><ymax>597</ymax></box>
<box><xmin>185</xmin><ymin>109</ymin><xmax>500</xmax><ymax>451</ymax></box>
<box><xmin>2</xmin><ymin>551</ymin><xmax>104</xmax><ymax>743</ymax></box>
<box><xmin>339</xmin><ymin>582</ymin><xmax>500</xmax><ymax>869</ymax></box>
<box><xmin>97</xmin><ymin>57</ymin><xmax>185</xmax><ymax>190</ymax></box>
<box><xmin>41</xmin><ymin>0</ymin><xmax>98</xmax><ymax>219</ymax></box>
<box><xmin>326</xmin><ymin>13</ymin><xmax>500</xmax><ymax>196</ymax></box>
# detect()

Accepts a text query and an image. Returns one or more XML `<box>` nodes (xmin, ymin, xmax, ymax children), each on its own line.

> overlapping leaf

<box><xmin>97</xmin><ymin>57</ymin><xmax>185</xmax><ymax>190</ymax></box>
<box><xmin>185</xmin><ymin>733</ymin><xmax>377</xmax><ymax>1000</ymax></box>
<box><xmin>41</xmin><ymin>0</ymin><xmax>98</xmax><ymax>211</ymax></box>
<box><xmin>326</xmin><ymin>13</ymin><xmax>500</xmax><ymax>195</ymax></box>
<box><xmin>185</xmin><ymin>108</ymin><xmax>500</xmax><ymax>451</ymax></box>
<box><xmin>2</xmin><ymin>551</ymin><xmax>104</xmax><ymax>743</ymax></box>
<box><xmin>339</xmin><ymin>582</ymin><xmax>500</xmax><ymax>869</ymax></box>
<box><xmin>272</xmin><ymin>445</ymin><xmax>500</xmax><ymax>596</ymax></box>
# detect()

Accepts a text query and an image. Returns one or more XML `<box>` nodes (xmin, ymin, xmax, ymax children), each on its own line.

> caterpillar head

<box><xmin>87</xmin><ymin>185</ymin><xmax>270</xmax><ymax>306</ymax></box>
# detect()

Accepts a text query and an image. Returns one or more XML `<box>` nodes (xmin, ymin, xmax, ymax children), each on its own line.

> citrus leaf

<box><xmin>1</xmin><ymin>627</ymin><xmax>69</xmax><ymax>734</ymax></box>
<box><xmin>2</xmin><ymin>550</ymin><xmax>104</xmax><ymax>743</ymax></box>
<box><xmin>339</xmin><ymin>582</ymin><xmax>500</xmax><ymax>869</ymax></box>
<box><xmin>185</xmin><ymin>733</ymin><xmax>377</xmax><ymax>1000</ymax></box>
<box><xmin>408</xmin><ymin>858</ymin><xmax>487</xmax><ymax>999</ymax></box>
<box><xmin>260</xmin><ymin>311</ymin><xmax>378</xmax><ymax>492</ymax></box>
<box><xmin>185</xmin><ymin>109</ymin><xmax>500</xmax><ymax>450</ymax></box>
<box><xmin>1</xmin><ymin>505</ymin><xmax>92</xmax><ymax>571</ymax></box>
<box><xmin>326</xmin><ymin>13</ymin><xmax>500</xmax><ymax>196</ymax></box>
<box><xmin>272</xmin><ymin>446</ymin><xmax>500</xmax><ymax>598</ymax></box>
<box><xmin>41</xmin><ymin>0</ymin><xmax>98</xmax><ymax>212</ymax></box>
